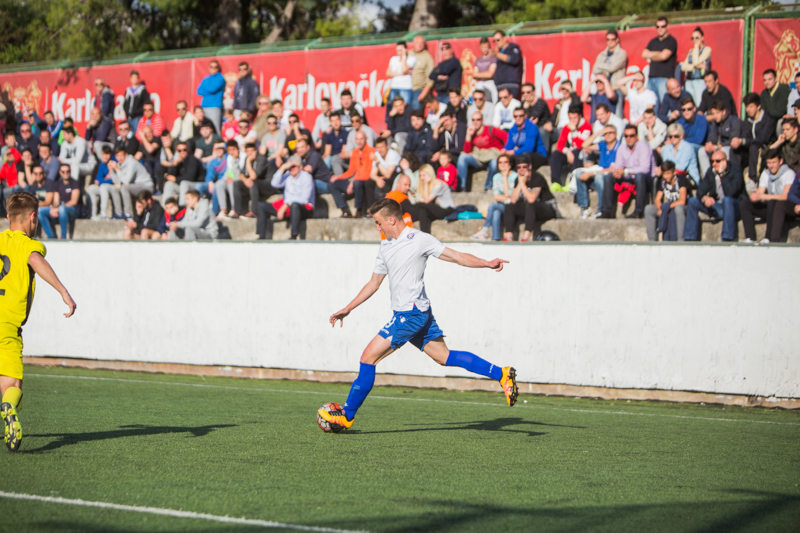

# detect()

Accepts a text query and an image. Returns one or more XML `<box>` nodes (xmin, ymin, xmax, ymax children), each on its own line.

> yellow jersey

<box><xmin>0</xmin><ymin>230</ymin><xmax>46</xmax><ymax>335</ymax></box>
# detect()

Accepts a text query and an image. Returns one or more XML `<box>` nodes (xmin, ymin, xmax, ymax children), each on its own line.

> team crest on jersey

<box><xmin>407</xmin><ymin>233</ymin><xmax>415</xmax><ymax>239</ymax></box>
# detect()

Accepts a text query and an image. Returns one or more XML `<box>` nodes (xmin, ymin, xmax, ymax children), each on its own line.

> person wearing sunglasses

<box><xmin>26</xmin><ymin>165</ymin><xmax>55</xmax><ymax>212</ymax></box>
<box><xmin>698</xmin><ymin>100</ymin><xmax>744</xmax><ymax>177</ymax></box>
<box><xmin>599</xmin><ymin>124</ymin><xmax>655</xmax><ymax>219</ymax></box>
<box><xmin>490</xmin><ymin>30</ymin><xmax>522</xmax><ymax>99</ymax></box>
<box><xmin>680</xmin><ymin>27</ymin><xmax>712</xmax><ymax>107</ymax></box>
<box><xmin>162</xmin><ymin>141</ymin><xmax>204</xmax><ymax>207</ymax></box>
<box><xmin>591</xmin><ymin>30</ymin><xmax>627</xmax><ymax>115</ymax></box>
<box><xmin>196</xmin><ymin>60</ymin><xmax>225</xmax><ymax>132</ymax></box>
<box><xmin>93</xmin><ymin>78</ymin><xmax>115</xmax><ymax>121</ymax></box>
<box><xmin>457</xmin><ymin>111</ymin><xmax>507</xmax><ymax>192</ymax></box>
<box><xmin>466</xmin><ymin>89</ymin><xmax>494</xmax><ymax>126</ymax></box>
<box><xmin>419</xmin><ymin>42</ymin><xmax>461</xmax><ymax>105</ymax></box>
<box><xmin>134</xmin><ymin>103</ymin><xmax>165</xmax><ymax>143</ymax></box>
<box><xmin>659</xmin><ymin>123</ymin><xmax>700</xmax><ymax>187</ymax></box>
<box><xmin>40</xmin><ymin>164</ymin><xmax>84</xmax><ymax>239</ymax></box>
<box><xmin>233</xmin><ymin>62</ymin><xmax>259</xmax><ymax>119</ymax></box>
<box><xmin>258</xmin><ymin>155</ymin><xmax>315</xmax><ymax>240</ymax></box>
<box><xmin>641</xmin><ymin>16</ymin><xmax>677</xmax><ymax>106</ymax></box>
<box><xmin>123</xmin><ymin>70</ymin><xmax>151</xmax><ymax>133</ymax></box>
<box><xmin>676</xmin><ymin>97</ymin><xmax>708</xmax><ymax>149</ymax></box>
<box><xmin>683</xmin><ymin>149</ymin><xmax>744</xmax><ymax>241</ymax></box>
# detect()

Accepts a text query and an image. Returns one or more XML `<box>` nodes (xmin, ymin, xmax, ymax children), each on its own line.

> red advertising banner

<box><xmin>752</xmin><ymin>18</ymin><xmax>800</xmax><ymax>93</ymax></box>
<box><xmin>0</xmin><ymin>20</ymin><xmax>743</xmax><ymax>136</ymax></box>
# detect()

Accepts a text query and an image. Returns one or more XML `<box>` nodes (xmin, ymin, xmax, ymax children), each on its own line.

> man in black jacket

<box><xmin>85</xmin><ymin>108</ymin><xmax>117</xmax><ymax>157</ymax></box>
<box><xmin>233</xmin><ymin>62</ymin><xmax>259</xmax><ymax>119</ymax></box>
<box><xmin>684</xmin><ymin>151</ymin><xmax>744</xmax><ymax>241</ymax></box>
<box><xmin>382</xmin><ymin>96</ymin><xmax>412</xmax><ymax>153</ymax></box>
<box><xmin>163</xmin><ymin>141</ymin><xmax>204</xmax><ymax>206</ymax></box>
<box><xmin>698</xmin><ymin>100</ymin><xmax>744</xmax><ymax>177</ymax></box>
<box><xmin>123</xmin><ymin>189</ymin><xmax>166</xmax><ymax>240</ymax></box>
<box><xmin>234</xmin><ymin>142</ymin><xmax>279</xmax><ymax>217</ymax></box>
<box><xmin>123</xmin><ymin>70</ymin><xmax>150</xmax><ymax>132</ymax></box>
<box><xmin>491</xmin><ymin>30</ymin><xmax>523</xmax><ymax>98</ymax></box>
<box><xmin>405</xmin><ymin>109</ymin><xmax>434</xmax><ymax>163</ymax></box>
<box><xmin>742</xmin><ymin>92</ymin><xmax>777</xmax><ymax>181</ymax></box>
<box><xmin>432</xmin><ymin>112</ymin><xmax>466</xmax><ymax>164</ymax></box>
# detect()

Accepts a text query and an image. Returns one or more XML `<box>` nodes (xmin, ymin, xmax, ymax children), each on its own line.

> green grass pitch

<box><xmin>1</xmin><ymin>365</ymin><xmax>799</xmax><ymax>532</ymax></box>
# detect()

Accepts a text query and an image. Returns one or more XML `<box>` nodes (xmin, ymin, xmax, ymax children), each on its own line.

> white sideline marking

<box><xmin>27</xmin><ymin>373</ymin><xmax>800</xmax><ymax>427</ymax></box>
<box><xmin>0</xmin><ymin>491</ymin><xmax>368</xmax><ymax>532</ymax></box>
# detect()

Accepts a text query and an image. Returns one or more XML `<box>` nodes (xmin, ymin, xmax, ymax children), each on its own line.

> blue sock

<box><xmin>343</xmin><ymin>363</ymin><xmax>376</xmax><ymax>421</ymax></box>
<box><xmin>446</xmin><ymin>350</ymin><xmax>503</xmax><ymax>381</ymax></box>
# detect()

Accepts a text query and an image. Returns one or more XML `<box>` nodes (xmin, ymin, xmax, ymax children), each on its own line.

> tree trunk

<box><xmin>218</xmin><ymin>0</ymin><xmax>242</xmax><ymax>45</ymax></box>
<box><xmin>409</xmin><ymin>0</ymin><xmax>446</xmax><ymax>31</ymax></box>
<box><xmin>263</xmin><ymin>0</ymin><xmax>296</xmax><ymax>43</ymax></box>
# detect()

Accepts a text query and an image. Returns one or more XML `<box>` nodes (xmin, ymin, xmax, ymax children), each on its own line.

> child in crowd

<box><xmin>436</xmin><ymin>151</ymin><xmax>457</xmax><ymax>191</ymax></box>
<box><xmin>221</xmin><ymin>109</ymin><xmax>238</xmax><ymax>141</ymax></box>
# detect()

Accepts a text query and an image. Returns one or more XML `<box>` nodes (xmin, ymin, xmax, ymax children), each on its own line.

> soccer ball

<box><xmin>317</xmin><ymin>402</ymin><xmax>345</xmax><ymax>433</ymax></box>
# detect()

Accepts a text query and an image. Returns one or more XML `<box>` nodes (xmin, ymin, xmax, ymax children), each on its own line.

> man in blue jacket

<box><xmin>233</xmin><ymin>62</ymin><xmax>259</xmax><ymax>120</ymax></box>
<box><xmin>197</xmin><ymin>60</ymin><xmax>226</xmax><ymax>132</ymax></box>
<box><xmin>502</xmin><ymin>108</ymin><xmax>546</xmax><ymax>167</ymax></box>
<box><xmin>491</xmin><ymin>31</ymin><xmax>523</xmax><ymax>99</ymax></box>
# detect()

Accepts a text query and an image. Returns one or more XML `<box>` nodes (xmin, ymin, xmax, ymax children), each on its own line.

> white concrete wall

<box><xmin>23</xmin><ymin>242</ymin><xmax>799</xmax><ymax>398</ymax></box>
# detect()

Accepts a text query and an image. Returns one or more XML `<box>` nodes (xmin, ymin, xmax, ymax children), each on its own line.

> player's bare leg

<box><xmin>0</xmin><ymin>375</ymin><xmax>23</xmax><ymax>452</ymax></box>
<box><xmin>424</xmin><ymin>338</ymin><xmax>518</xmax><ymax>406</ymax></box>
<box><xmin>360</xmin><ymin>335</ymin><xmax>396</xmax><ymax>365</ymax></box>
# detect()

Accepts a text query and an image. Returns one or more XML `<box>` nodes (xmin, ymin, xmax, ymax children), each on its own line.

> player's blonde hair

<box><xmin>6</xmin><ymin>191</ymin><xmax>38</xmax><ymax>221</ymax></box>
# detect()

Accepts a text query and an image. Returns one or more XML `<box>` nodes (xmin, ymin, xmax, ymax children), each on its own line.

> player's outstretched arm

<box><xmin>330</xmin><ymin>272</ymin><xmax>386</xmax><ymax>327</ymax></box>
<box><xmin>439</xmin><ymin>247</ymin><xmax>508</xmax><ymax>272</ymax></box>
<box><xmin>28</xmin><ymin>252</ymin><xmax>77</xmax><ymax>318</ymax></box>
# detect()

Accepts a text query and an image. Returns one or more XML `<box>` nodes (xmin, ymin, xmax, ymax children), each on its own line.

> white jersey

<box><xmin>373</xmin><ymin>226</ymin><xmax>445</xmax><ymax>312</ymax></box>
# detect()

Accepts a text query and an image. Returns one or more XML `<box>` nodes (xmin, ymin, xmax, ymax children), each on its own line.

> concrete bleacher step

<box><xmin>4</xmin><ymin>216</ymin><xmax>796</xmax><ymax>243</ymax></box>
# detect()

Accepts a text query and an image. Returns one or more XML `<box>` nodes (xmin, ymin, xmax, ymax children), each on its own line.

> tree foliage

<box><xmin>383</xmin><ymin>0</ymin><xmax>760</xmax><ymax>31</ymax></box>
<box><xmin>0</xmin><ymin>0</ymin><xmax>373</xmax><ymax>65</ymax></box>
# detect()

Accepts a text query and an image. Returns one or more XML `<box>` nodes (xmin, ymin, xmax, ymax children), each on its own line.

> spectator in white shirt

<box><xmin>234</xmin><ymin>118</ymin><xmax>259</xmax><ymax>152</ymax></box>
<box><xmin>386</xmin><ymin>41</ymin><xmax>415</xmax><ymax>107</ymax></box>
<box><xmin>467</xmin><ymin>89</ymin><xmax>494</xmax><ymax>127</ymax></box>
<box><xmin>170</xmin><ymin>100</ymin><xmax>195</xmax><ymax>142</ymax></box>
<box><xmin>312</xmin><ymin>98</ymin><xmax>332</xmax><ymax>150</ymax></box>
<box><xmin>59</xmin><ymin>126</ymin><xmax>96</xmax><ymax>184</ymax></box>
<box><xmin>492</xmin><ymin>87</ymin><xmax>521</xmax><ymax>130</ymax></box>
<box><xmin>617</xmin><ymin>70</ymin><xmax>658</xmax><ymax>125</ymax></box>
<box><xmin>590</xmin><ymin>103</ymin><xmax>627</xmax><ymax>145</ymax></box>
<box><xmin>638</xmin><ymin>108</ymin><xmax>667</xmax><ymax>151</ymax></box>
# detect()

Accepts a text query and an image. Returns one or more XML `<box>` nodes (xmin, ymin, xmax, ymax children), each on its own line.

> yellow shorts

<box><xmin>0</xmin><ymin>325</ymin><xmax>24</xmax><ymax>380</ymax></box>
<box><xmin>0</xmin><ymin>349</ymin><xmax>23</xmax><ymax>380</ymax></box>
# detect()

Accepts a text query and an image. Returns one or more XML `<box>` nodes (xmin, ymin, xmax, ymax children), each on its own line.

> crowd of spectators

<box><xmin>1</xmin><ymin>19</ymin><xmax>799</xmax><ymax>242</ymax></box>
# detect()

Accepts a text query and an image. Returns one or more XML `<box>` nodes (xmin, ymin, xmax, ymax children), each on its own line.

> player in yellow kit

<box><xmin>0</xmin><ymin>192</ymin><xmax>76</xmax><ymax>452</ymax></box>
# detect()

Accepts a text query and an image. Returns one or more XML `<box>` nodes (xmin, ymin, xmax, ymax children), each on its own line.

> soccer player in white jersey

<box><xmin>319</xmin><ymin>198</ymin><xmax>518</xmax><ymax>430</ymax></box>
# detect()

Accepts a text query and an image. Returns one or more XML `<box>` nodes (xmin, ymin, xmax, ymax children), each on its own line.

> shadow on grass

<box><xmin>23</xmin><ymin>424</ymin><xmax>237</xmax><ymax>453</ymax></box>
<box><xmin>350</xmin><ymin>416</ymin><xmax>583</xmax><ymax>437</ymax></box>
<box><xmin>321</xmin><ymin>491</ymin><xmax>800</xmax><ymax>533</ymax></box>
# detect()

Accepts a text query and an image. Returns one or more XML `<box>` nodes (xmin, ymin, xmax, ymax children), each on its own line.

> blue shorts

<box><xmin>378</xmin><ymin>306</ymin><xmax>444</xmax><ymax>351</ymax></box>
